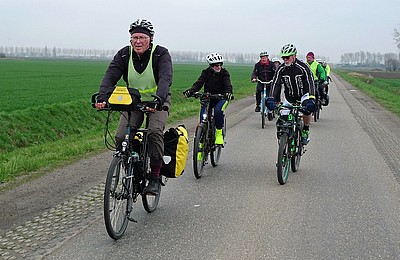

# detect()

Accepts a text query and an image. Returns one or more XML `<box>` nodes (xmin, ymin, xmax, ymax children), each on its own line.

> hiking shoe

<box><xmin>255</xmin><ymin>106</ymin><xmax>261</xmax><ymax>112</ymax></box>
<box><xmin>301</xmin><ymin>129</ymin><xmax>310</xmax><ymax>145</ymax></box>
<box><xmin>145</xmin><ymin>178</ymin><xmax>160</xmax><ymax>195</ymax></box>
<box><xmin>215</xmin><ymin>129</ymin><xmax>224</xmax><ymax>145</ymax></box>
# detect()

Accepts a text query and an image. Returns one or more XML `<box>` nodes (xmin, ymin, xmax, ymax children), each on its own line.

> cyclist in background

<box><xmin>95</xmin><ymin>19</ymin><xmax>172</xmax><ymax>195</ymax></box>
<box><xmin>251</xmin><ymin>52</ymin><xmax>275</xmax><ymax>112</ymax></box>
<box><xmin>320</xmin><ymin>60</ymin><xmax>331</xmax><ymax>105</ymax></box>
<box><xmin>183</xmin><ymin>53</ymin><xmax>233</xmax><ymax>145</ymax></box>
<box><xmin>306</xmin><ymin>52</ymin><xmax>328</xmax><ymax>106</ymax></box>
<box><xmin>267</xmin><ymin>44</ymin><xmax>316</xmax><ymax>145</ymax></box>
<box><xmin>272</xmin><ymin>57</ymin><xmax>281</xmax><ymax>70</ymax></box>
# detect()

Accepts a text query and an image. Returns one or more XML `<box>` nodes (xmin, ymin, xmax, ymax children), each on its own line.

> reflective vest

<box><xmin>308</xmin><ymin>61</ymin><xmax>320</xmax><ymax>81</ymax></box>
<box><xmin>128</xmin><ymin>45</ymin><xmax>158</xmax><ymax>101</ymax></box>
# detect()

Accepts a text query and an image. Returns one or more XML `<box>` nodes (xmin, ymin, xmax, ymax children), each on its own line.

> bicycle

<box><xmin>257</xmin><ymin>79</ymin><xmax>274</xmax><ymax>128</ymax></box>
<box><xmin>313</xmin><ymin>81</ymin><xmax>323</xmax><ymax>122</ymax></box>
<box><xmin>189</xmin><ymin>92</ymin><xmax>232</xmax><ymax>179</ymax></box>
<box><xmin>275</xmin><ymin>102</ymin><xmax>306</xmax><ymax>185</ymax></box>
<box><xmin>91</xmin><ymin>93</ymin><xmax>164</xmax><ymax>240</ymax></box>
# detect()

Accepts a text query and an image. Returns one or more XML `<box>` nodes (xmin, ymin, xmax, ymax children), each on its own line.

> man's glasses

<box><xmin>212</xmin><ymin>63</ymin><xmax>222</xmax><ymax>67</ymax></box>
<box><xmin>131</xmin><ymin>36</ymin><xmax>150</xmax><ymax>42</ymax></box>
<box><xmin>281</xmin><ymin>56</ymin><xmax>292</xmax><ymax>60</ymax></box>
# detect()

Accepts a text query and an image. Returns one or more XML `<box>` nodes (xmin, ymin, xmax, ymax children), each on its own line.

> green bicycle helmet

<box><xmin>280</xmin><ymin>44</ymin><xmax>297</xmax><ymax>57</ymax></box>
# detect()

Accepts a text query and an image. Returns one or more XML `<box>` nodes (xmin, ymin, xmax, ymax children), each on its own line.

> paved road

<box><xmin>1</xmin><ymin>74</ymin><xmax>400</xmax><ymax>259</ymax></box>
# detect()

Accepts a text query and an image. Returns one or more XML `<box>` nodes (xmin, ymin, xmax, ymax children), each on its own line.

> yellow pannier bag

<box><xmin>160</xmin><ymin>125</ymin><xmax>189</xmax><ymax>178</ymax></box>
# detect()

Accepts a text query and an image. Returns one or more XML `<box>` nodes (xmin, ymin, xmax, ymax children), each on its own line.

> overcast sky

<box><xmin>1</xmin><ymin>0</ymin><xmax>399</xmax><ymax>63</ymax></box>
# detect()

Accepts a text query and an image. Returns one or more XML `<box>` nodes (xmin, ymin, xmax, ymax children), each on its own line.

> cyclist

<box><xmin>267</xmin><ymin>44</ymin><xmax>316</xmax><ymax>145</ymax></box>
<box><xmin>251</xmin><ymin>52</ymin><xmax>275</xmax><ymax>113</ymax></box>
<box><xmin>95</xmin><ymin>19</ymin><xmax>172</xmax><ymax>195</ymax></box>
<box><xmin>320</xmin><ymin>60</ymin><xmax>331</xmax><ymax>105</ymax></box>
<box><xmin>271</xmin><ymin>57</ymin><xmax>281</xmax><ymax>70</ymax></box>
<box><xmin>183</xmin><ymin>53</ymin><xmax>233</xmax><ymax>145</ymax></box>
<box><xmin>306</xmin><ymin>52</ymin><xmax>328</xmax><ymax>106</ymax></box>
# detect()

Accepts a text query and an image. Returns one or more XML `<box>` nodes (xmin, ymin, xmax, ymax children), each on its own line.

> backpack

<box><xmin>160</xmin><ymin>125</ymin><xmax>189</xmax><ymax>178</ymax></box>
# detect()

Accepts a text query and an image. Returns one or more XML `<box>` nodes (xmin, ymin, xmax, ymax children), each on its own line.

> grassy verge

<box><xmin>0</xmin><ymin>61</ymin><xmax>254</xmax><ymax>189</ymax></box>
<box><xmin>334</xmin><ymin>70</ymin><xmax>400</xmax><ymax>116</ymax></box>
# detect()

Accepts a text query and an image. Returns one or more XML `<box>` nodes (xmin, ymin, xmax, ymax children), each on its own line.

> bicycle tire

<box><xmin>261</xmin><ymin>100</ymin><xmax>266</xmax><ymax>129</ymax></box>
<box><xmin>210</xmin><ymin>144</ymin><xmax>222</xmax><ymax>167</ymax></box>
<box><xmin>193</xmin><ymin>125</ymin><xmax>206</xmax><ymax>178</ymax></box>
<box><xmin>142</xmin><ymin>181</ymin><xmax>161</xmax><ymax>213</ymax></box>
<box><xmin>291</xmin><ymin>127</ymin><xmax>302</xmax><ymax>172</ymax></box>
<box><xmin>142</xmin><ymin>156</ymin><xmax>161</xmax><ymax>213</ymax></box>
<box><xmin>277</xmin><ymin>133</ymin><xmax>290</xmax><ymax>185</ymax></box>
<box><xmin>104</xmin><ymin>156</ymin><xmax>130</xmax><ymax>240</ymax></box>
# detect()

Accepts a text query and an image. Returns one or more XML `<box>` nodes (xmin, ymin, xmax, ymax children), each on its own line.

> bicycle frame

<box><xmin>275</xmin><ymin>102</ymin><xmax>305</xmax><ymax>184</ymax></box>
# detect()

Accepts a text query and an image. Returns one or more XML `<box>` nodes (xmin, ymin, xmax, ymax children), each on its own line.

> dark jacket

<box><xmin>190</xmin><ymin>67</ymin><xmax>233</xmax><ymax>94</ymax></box>
<box><xmin>269</xmin><ymin>58</ymin><xmax>315</xmax><ymax>103</ymax></box>
<box><xmin>251</xmin><ymin>60</ymin><xmax>275</xmax><ymax>82</ymax></box>
<box><xmin>98</xmin><ymin>44</ymin><xmax>172</xmax><ymax>103</ymax></box>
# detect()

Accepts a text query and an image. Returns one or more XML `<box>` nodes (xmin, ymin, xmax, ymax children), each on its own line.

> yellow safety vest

<box><xmin>128</xmin><ymin>45</ymin><xmax>158</xmax><ymax>101</ymax></box>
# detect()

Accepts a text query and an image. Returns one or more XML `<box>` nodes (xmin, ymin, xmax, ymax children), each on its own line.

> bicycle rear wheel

<box><xmin>291</xmin><ymin>128</ymin><xmax>302</xmax><ymax>172</ymax></box>
<box><xmin>142</xmin><ymin>180</ymin><xmax>161</xmax><ymax>213</ymax></box>
<box><xmin>277</xmin><ymin>133</ymin><xmax>291</xmax><ymax>185</ymax></box>
<box><xmin>104</xmin><ymin>156</ymin><xmax>130</xmax><ymax>240</ymax></box>
<box><xmin>193</xmin><ymin>125</ymin><xmax>206</xmax><ymax>178</ymax></box>
<box><xmin>210</xmin><ymin>144</ymin><xmax>222</xmax><ymax>167</ymax></box>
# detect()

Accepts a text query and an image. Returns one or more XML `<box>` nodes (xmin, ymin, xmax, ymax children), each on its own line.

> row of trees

<box><xmin>340</xmin><ymin>51</ymin><xmax>399</xmax><ymax>71</ymax></box>
<box><xmin>0</xmin><ymin>45</ymin><xmax>264</xmax><ymax>63</ymax></box>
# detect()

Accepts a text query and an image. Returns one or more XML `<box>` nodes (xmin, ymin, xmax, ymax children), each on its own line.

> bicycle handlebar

<box><xmin>91</xmin><ymin>92</ymin><xmax>167</xmax><ymax>112</ymax></box>
<box><xmin>256</xmin><ymin>79</ymin><xmax>273</xmax><ymax>85</ymax></box>
<box><xmin>190</xmin><ymin>92</ymin><xmax>234</xmax><ymax>101</ymax></box>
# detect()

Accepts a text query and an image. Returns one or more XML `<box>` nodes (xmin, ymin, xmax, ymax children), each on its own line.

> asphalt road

<box><xmin>1</xmin><ymin>74</ymin><xmax>400</xmax><ymax>259</ymax></box>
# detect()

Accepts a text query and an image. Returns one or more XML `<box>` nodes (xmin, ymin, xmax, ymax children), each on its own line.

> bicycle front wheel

<box><xmin>193</xmin><ymin>125</ymin><xmax>207</xmax><ymax>178</ymax></box>
<box><xmin>261</xmin><ymin>100</ymin><xmax>266</xmax><ymax>129</ymax></box>
<box><xmin>104</xmin><ymin>156</ymin><xmax>130</xmax><ymax>240</ymax></box>
<box><xmin>277</xmin><ymin>133</ymin><xmax>291</xmax><ymax>185</ymax></box>
<box><xmin>291</xmin><ymin>128</ymin><xmax>302</xmax><ymax>172</ymax></box>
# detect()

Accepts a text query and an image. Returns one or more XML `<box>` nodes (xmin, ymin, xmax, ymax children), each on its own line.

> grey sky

<box><xmin>1</xmin><ymin>0</ymin><xmax>399</xmax><ymax>63</ymax></box>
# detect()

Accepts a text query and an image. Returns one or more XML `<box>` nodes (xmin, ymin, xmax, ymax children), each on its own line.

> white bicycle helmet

<box><xmin>316</xmin><ymin>58</ymin><xmax>323</xmax><ymax>63</ymax></box>
<box><xmin>259</xmin><ymin>51</ymin><xmax>269</xmax><ymax>57</ymax></box>
<box><xmin>206</xmin><ymin>53</ymin><xmax>224</xmax><ymax>65</ymax></box>
<box><xmin>129</xmin><ymin>19</ymin><xmax>155</xmax><ymax>36</ymax></box>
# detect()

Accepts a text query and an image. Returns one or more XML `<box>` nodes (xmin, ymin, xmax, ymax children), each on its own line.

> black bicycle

<box><xmin>189</xmin><ymin>92</ymin><xmax>232</xmax><ymax>179</ymax></box>
<box><xmin>275</xmin><ymin>102</ymin><xmax>306</xmax><ymax>185</ymax></box>
<box><xmin>314</xmin><ymin>82</ymin><xmax>323</xmax><ymax>122</ymax></box>
<box><xmin>92</xmin><ymin>93</ymin><xmax>163</xmax><ymax>240</ymax></box>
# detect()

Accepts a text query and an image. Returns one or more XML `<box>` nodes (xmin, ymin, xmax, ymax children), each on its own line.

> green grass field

<box><xmin>334</xmin><ymin>69</ymin><xmax>400</xmax><ymax>116</ymax></box>
<box><xmin>0</xmin><ymin>59</ymin><xmax>254</xmax><ymax>186</ymax></box>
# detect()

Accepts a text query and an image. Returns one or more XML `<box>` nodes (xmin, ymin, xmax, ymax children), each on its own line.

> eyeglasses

<box><xmin>212</xmin><ymin>63</ymin><xmax>222</xmax><ymax>67</ymax></box>
<box><xmin>281</xmin><ymin>56</ymin><xmax>292</xmax><ymax>60</ymax></box>
<box><xmin>131</xmin><ymin>36</ymin><xmax>150</xmax><ymax>42</ymax></box>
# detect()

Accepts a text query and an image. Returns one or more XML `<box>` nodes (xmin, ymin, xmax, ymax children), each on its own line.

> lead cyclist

<box><xmin>266</xmin><ymin>43</ymin><xmax>316</xmax><ymax>145</ymax></box>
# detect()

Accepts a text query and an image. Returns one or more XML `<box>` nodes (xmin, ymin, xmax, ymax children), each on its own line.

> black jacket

<box><xmin>99</xmin><ymin>44</ymin><xmax>172</xmax><ymax>102</ymax></box>
<box><xmin>251</xmin><ymin>61</ymin><xmax>275</xmax><ymax>82</ymax></box>
<box><xmin>269</xmin><ymin>58</ymin><xmax>315</xmax><ymax>103</ymax></box>
<box><xmin>190</xmin><ymin>67</ymin><xmax>233</xmax><ymax>94</ymax></box>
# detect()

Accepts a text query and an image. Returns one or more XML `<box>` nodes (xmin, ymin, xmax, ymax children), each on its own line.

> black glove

<box><xmin>327</xmin><ymin>76</ymin><xmax>332</xmax><ymax>82</ymax></box>
<box><xmin>225</xmin><ymin>92</ymin><xmax>233</xmax><ymax>101</ymax></box>
<box><xmin>183</xmin><ymin>89</ymin><xmax>193</xmax><ymax>98</ymax></box>
<box><xmin>303</xmin><ymin>98</ymin><xmax>316</xmax><ymax>113</ymax></box>
<box><xmin>146</xmin><ymin>98</ymin><xmax>162</xmax><ymax>111</ymax></box>
<box><xmin>266</xmin><ymin>97</ymin><xmax>276</xmax><ymax>111</ymax></box>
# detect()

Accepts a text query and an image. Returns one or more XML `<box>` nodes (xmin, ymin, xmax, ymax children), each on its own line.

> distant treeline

<box><xmin>340</xmin><ymin>51</ymin><xmax>400</xmax><ymax>71</ymax></box>
<box><xmin>0</xmin><ymin>45</ymin><xmax>329</xmax><ymax>64</ymax></box>
<box><xmin>0</xmin><ymin>46</ymin><xmax>263</xmax><ymax>64</ymax></box>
